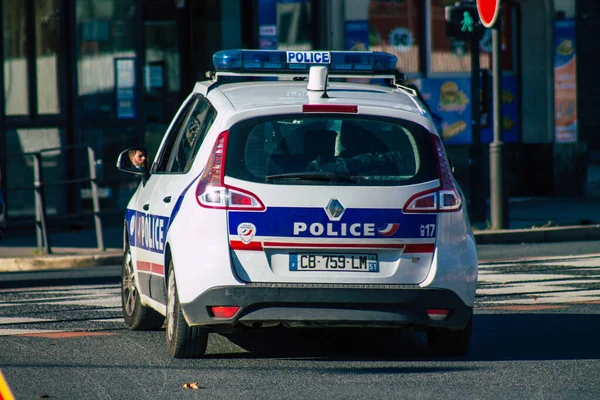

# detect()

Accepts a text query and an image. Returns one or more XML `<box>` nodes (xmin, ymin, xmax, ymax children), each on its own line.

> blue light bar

<box><xmin>212</xmin><ymin>50</ymin><xmax>398</xmax><ymax>75</ymax></box>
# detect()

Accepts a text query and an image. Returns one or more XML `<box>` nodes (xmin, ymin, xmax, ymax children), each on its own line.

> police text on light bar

<box><xmin>286</xmin><ymin>51</ymin><xmax>330</xmax><ymax>64</ymax></box>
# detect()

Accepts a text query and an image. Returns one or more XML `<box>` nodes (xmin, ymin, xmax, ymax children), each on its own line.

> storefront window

<box><xmin>277</xmin><ymin>1</ymin><xmax>312</xmax><ymax>50</ymax></box>
<box><xmin>36</xmin><ymin>0</ymin><xmax>61</xmax><ymax>114</ymax></box>
<box><xmin>368</xmin><ymin>0</ymin><xmax>423</xmax><ymax>74</ymax></box>
<box><xmin>76</xmin><ymin>0</ymin><xmax>136</xmax><ymax>119</ymax></box>
<box><xmin>3</xmin><ymin>0</ymin><xmax>29</xmax><ymax>116</ymax></box>
<box><xmin>430</xmin><ymin>0</ymin><xmax>514</xmax><ymax>73</ymax></box>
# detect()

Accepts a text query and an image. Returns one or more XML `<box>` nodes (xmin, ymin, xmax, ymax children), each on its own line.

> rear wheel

<box><xmin>427</xmin><ymin>316</ymin><xmax>472</xmax><ymax>357</ymax></box>
<box><xmin>121</xmin><ymin>241</ymin><xmax>165</xmax><ymax>330</ymax></box>
<box><xmin>165</xmin><ymin>260</ymin><xmax>208</xmax><ymax>358</ymax></box>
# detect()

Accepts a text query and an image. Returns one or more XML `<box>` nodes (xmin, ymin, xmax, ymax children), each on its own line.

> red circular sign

<box><xmin>477</xmin><ymin>0</ymin><xmax>501</xmax><ymax>28</ymax></box>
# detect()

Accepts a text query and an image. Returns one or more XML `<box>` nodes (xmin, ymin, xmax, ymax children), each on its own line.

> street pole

<box><xmin>469</xmin><ymin>35</ymin><xmax>486</xmax><ymax>223</ymax></box>
<box><xmin>489</xmin><ymin>25</ymin><xmax>507</xmax><ymax>229</ymax></box>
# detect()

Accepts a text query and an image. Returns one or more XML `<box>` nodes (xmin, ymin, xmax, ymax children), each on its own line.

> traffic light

<box><xmin>445</xmin><ymin>2</ymin><xmax>486</xmax><ymax>41</ymax></box>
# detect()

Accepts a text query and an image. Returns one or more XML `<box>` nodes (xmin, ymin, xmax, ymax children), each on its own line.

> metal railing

<box><xmin>3</xmin><ymin>145</ymin><xmax>105</xmax><ymax>254</ymax></box>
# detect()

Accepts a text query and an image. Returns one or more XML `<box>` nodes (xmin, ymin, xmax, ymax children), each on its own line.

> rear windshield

<box><xmin>226</xmin><ymin>115</ymin><xmax>438</xmax><ymax>186</ymax></box>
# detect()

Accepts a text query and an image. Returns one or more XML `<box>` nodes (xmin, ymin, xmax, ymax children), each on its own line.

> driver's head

<box><xmin>128</xmin><ymin>149</ymin><xmax>146</xmax><ymax>168</ymax></box>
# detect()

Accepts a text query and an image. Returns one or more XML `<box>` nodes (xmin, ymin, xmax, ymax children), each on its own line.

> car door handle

<box><xmin>163</xmin><ymin>196</ymin><xmax>172</xmax><ymax>203</ymax></box>
<box><xmin>143</xmin><ymin>204</ymin><xmax>150</xmax><ymax>211</ymax></box>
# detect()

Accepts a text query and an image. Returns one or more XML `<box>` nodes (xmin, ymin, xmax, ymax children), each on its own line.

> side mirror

<box><xmin>117</xmin><ymin>147</ymin><xmax>149</xmax><ymax>177</ymax></box>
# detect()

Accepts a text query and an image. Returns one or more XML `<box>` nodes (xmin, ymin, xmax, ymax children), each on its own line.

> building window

<box><xmin>368</xmin><ymin>0</ymin><xmax>423</xmax><ymax>74</ymax></box>
<box><xmin>277</xmin><ymin>1</ymin><xmax>313</xmax><ymax>50</ymax></box>
<box><xmin>3</xmin><ymin>0</ymin><xmax>30</xmax><ymax>116</ymax></box>
<box><xmin>257</xmin><ymin>0</ymin><xmax>312</xmax><ymax>50</ymax></box>
<box><xmin>76</xmin><ymin>0</ymin><xmax>136</xmax><ymax>120</ymax></box>
<box><xmin>36</xmin><ymin>0</ymin><xmax>61</xmax><ymax>114</ymax></box>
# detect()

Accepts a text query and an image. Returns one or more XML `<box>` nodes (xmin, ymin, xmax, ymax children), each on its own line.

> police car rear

<box><xmin>186</xmin><ymin>50</ymin><xmax>476</xmax><ymax>357</ymax></box>
<box><xmin>117</xmin><ymin>49</ymin><xmax>477</xmax><ymax>359</ymax></box>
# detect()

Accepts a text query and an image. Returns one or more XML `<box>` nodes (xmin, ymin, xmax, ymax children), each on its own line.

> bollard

<box><xmin>87</xmin><ymin>147</ymin><xmax>105</xmax><ymax>251</ymax></box>
<box><xmin>33</xmin><ymin>153</ymin><xmax>52</xmax><ymax>254</ymax></box>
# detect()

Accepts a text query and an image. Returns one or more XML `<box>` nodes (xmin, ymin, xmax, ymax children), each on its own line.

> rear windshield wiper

<box><xmin>265</xmin><ymin>172</ymin><xmax>357</xmax><ymax>183</ymax></box>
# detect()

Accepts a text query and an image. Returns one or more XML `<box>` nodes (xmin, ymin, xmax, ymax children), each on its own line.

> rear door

<box><xmin>139</xmin><ymin>95</ymin><xmax>217</xmax><ymax>303</ymax></box>
<box><xmin>224</xmin><ymin>114</ymin><xmax>451</xmax><ymax>285</ymax></box>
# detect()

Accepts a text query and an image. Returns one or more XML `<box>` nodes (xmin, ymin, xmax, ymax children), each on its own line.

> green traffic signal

<box><xmin>461</xmin><ymin>11</ymin><xmax>474</xmax><ymax>32</ymax></box>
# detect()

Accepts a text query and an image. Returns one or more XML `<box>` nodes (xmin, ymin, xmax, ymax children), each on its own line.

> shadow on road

<box><xmin>468</xmin><ymin>312</ymin><xmax>600</xmax><ymax>361</ymax></box>
<box><xmin>213</xmin><ymin>312</ymin><xmax>600</xmax><ymax>362</ymax></box>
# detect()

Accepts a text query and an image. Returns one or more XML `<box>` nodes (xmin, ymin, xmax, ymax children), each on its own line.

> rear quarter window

<box><xmin>226</xmin><ymin>115</ymin><xmax>438</xmax><ymax>186</ymax></box>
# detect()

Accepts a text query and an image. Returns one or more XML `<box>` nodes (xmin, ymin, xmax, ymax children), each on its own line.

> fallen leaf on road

<box><xmin>530</xmin><ymin>295</ymin><xmax>538</xmax><ymax>301</ymax></box>
<box><xmin>183</xmin><ymin>382</ymin><xmax>201</xmax><ymax>390</ymax></box>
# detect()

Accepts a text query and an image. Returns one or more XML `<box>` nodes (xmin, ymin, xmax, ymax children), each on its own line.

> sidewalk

<box><xmin>472</xmin><ymin>196</ymin><xmax>600</xmax><ymax>244</ymax></box>
<box><xmin>0</xmin><ymin>197</ymin><xmax>599</xmax><ymax>273</ymax></box>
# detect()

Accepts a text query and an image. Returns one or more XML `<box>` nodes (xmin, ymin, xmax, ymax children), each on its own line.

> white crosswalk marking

<box><xmin>1</xmin><ymin>256</ymin><xmax>599</xmax><ymax>336</ymax></box>
<box><xmin>477</xmin><ymin>256</ymin><xmax>600</xmax><ymax>307</ymax></box>
<box><xmin>0</xmin><ymin>284</ymin><xmax>125</xmax><ymax>336</ymax></box>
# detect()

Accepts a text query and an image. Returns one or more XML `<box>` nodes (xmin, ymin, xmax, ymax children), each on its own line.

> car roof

<box><xmin>196</xmin><ymin>80</ymin><xmax>427</xmax><ymax>116</ymax></box>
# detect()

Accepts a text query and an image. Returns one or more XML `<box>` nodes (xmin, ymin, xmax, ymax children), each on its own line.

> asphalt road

<box><xmin>0</xmin><ymin>242</ymin><xmax>599</xmax><ymax>399</ymax></box>
<box><xmin>1</xmin><ymin>306</ymin><xmax>599</xmax><ymax>399</ymax></box>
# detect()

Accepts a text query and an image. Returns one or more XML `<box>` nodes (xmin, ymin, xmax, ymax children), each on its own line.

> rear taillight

<box><xmin>196</xmin><ymin>130</ymin><xmax>265</xmax><ymax>211</ymax></box>
<box><xmin>403</xmin><ymin>134</ymin><xmax>462</xmax><ymax>213</ymax></box>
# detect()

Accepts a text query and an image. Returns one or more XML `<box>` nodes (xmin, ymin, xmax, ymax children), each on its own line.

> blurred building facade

<box><xmin>0</xmin><ymin>0</ymin><xmax>594</xmax><ymax>226</ymax></box>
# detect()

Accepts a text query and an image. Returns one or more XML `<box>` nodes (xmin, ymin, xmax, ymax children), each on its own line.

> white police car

<box><xmin>116</xmin><ymin>50</ymin><xmax>478</xmax><ymax>359</ymax></box>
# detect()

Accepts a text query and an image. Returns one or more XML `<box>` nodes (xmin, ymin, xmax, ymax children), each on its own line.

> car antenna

<box><xmin>321</xmin><ymin>31</ymin><xmax>334</xmax><ymax>99</ymax></box>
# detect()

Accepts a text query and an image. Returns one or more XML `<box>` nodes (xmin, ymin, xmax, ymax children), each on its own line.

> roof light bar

<box><xmin>212</xmin><ymin>49</ymin><xmax>398</xmax><ymax>76</ymax></box>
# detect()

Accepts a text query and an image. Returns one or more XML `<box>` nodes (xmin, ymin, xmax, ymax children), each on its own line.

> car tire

<box><xmin>427</xmin><ymin>316</ymin><xmax>472</xmax><ymax>357</ymax></box>
<box><xmin>165</xmin><ymin>260</ymin><xmax>208</xmax><ymax>358</ymax></box>
<box><xmin>121</xmin><ymin>241</ymin><xmax>165</xmax><ymax>330</ymax></box>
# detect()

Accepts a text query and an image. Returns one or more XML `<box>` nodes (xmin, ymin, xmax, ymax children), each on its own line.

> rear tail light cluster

<box><xmin>403</xmin><ymin>134</ymin><xmax>462</xmax><ymax>213</ymax></box>
<box><xmin>196</xmin><ymin>131</ymin><xmax>265</xmax><ymax>210</ymax></box>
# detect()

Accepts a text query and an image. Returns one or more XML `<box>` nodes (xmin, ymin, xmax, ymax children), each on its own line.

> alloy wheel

<box><xmin>167</xmin><ymin>272</ymin><xmax>176</xmax><ymax>341</ymax></box>
<box><xmin>122</xmin><ymin>249</ymin><xmax>137</xmax><ymax>317</ymax></box>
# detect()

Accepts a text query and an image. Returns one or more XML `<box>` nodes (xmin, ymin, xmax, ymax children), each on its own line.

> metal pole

<box><xmin>33</xmin><ymin>153</ymin><xmax>52</xmax><ymax>254</ymax></box>
<box><xmin>469</xmin><ymin>35</ymin><xmax>486</xmax><ymax>223</ymax></box>
<box><xmin>88</xmin><ymin>147</ymin><xmax>105</xmax><ymax>251</ymax></box>
<box><xmin>489</xmin><ymin>26</ymin><xmax>506</xmax><ymax>229</ymax></box>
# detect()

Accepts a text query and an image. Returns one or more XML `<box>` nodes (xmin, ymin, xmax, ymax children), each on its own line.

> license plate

<box><xmin>289</xmin><ymin>253</ymin><xmax>379</xmax><ymax>272</ymax></box>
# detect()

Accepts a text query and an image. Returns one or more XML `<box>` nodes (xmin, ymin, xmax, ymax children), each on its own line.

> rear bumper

<box><xmin>180</xmin><ymin>284</ymin><xmax>472</xmax><ymax>331</ymax></box>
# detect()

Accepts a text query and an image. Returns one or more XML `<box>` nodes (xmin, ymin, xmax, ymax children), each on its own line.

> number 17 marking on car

<box><xmin>420</xmin><ymin>224</ymin><xmax>436</xmax><ymax>237</ymax></box>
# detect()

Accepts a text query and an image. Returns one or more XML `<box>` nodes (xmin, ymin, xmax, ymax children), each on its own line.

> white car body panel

<box><xmin>120</xmin><ymin>59</ymin><xmax>478</xmax><ymax>331</ymax></box>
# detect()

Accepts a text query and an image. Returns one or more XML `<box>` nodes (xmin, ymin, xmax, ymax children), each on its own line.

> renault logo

<box><xmin>325</xmin><ymin>199</ymin><xmax>345</xmax><ymax>221</ymax></box>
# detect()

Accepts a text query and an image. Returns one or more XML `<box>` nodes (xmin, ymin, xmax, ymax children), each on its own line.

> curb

<box><xmin>0</xmin><ymin>254</ymin><xmax>122</xmax><ymax>273</ymax></box>
<box><xmin>474</xmin><ymin>224</ymin><xmax>600</xmax><ymax>245</ymax></box>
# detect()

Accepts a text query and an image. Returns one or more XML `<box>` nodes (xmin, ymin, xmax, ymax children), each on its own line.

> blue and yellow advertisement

<box><xmin>554</xmin><ymin>19</ymin><xmax>577</xmax><ymax>143</ymax></box>
<box><xmin>415</xmin><ymin>76</ymin><xmax>519</xmax><ymax>145</ymax></box>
